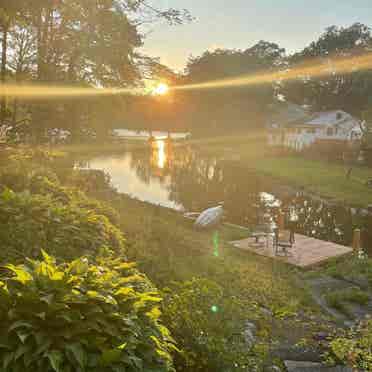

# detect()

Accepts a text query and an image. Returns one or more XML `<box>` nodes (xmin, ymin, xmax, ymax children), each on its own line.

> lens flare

<box><xmin>173</xmin><ymin>52</ymin><xmax>372</xmax><ymax>92</ymax></box>
<box><xmin>153</xmin><ymin>83</ymin><xmax>169</xmax><ymax>96</ymax></box>
<box><xmin>1</xmin><ymin>52</ymin><xmax>372</xmax><ymax>99</ymax></box>
<box><xmin>213</xmin><ymin>231</ymin><xmax>219</xmax><ymax>257</ymax></box>
<box><xmin>0</xmin><ymin>84</ymin><xmax>142</xmax><ymax>100</ymax></box>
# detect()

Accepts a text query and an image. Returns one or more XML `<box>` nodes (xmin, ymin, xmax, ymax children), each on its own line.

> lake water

<box><xmin>80</xmin><ymin>139</ymin><xmax>372</xmax><ymax>252</ymax></box>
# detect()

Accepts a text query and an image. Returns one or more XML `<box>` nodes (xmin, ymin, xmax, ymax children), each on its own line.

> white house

<box><xmin>268</xmin><ymin>104</ymin><xmax>362</xmax><ymax>151</ymax></box>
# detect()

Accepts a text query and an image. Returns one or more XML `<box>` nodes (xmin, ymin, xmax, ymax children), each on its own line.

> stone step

<box><xmin>284</xmin><ymin>360</ymin><xmax>352</xmax><ymax>372</ymax></box>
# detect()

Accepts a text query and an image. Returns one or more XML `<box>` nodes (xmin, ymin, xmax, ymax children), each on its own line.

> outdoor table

<box><xmin>251</xmin><ymin>232</ymin><xmax>272</xmax><ymax>248</ymax></box>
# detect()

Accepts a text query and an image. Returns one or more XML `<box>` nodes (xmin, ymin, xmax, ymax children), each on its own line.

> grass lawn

<box><xmin>255</xmin><ymin>156</ymin><xmax>372</xmax><ymax>206</ymax></box>
<box><xmin>189</xmin><ymin>134</ymin><xmax>372</xmax><ymax>206</ymax></box>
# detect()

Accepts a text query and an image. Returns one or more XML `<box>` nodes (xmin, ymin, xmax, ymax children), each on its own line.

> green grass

<box><xmin>98</xmin><ymin>191</ymin><xmax>318</xmax><ymax>315</ymax></box>
<box><xmin>255</xmin><ymin>156</ymin><xmax>372</xmax><ymax>206</ymax></box>
<box><xmin>189</xmin><ymin>134</ymin><xmax>372</xmax><ymax>206</ymax></box>
<box><xmin>325</xmin><ymin>288</ymin><xmax>370</xmax><ymax>317</ymax></box>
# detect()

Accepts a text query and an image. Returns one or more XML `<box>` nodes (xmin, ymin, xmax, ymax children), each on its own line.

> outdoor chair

<box><xmin>273</xmin><ymin>227</ymin><xmax>295</xmax><ymax>256</ymax></box>
<box><xmin>251</xmin><ymin>222</ymin><xmax>275</xmax><ymax>249</ymax></box>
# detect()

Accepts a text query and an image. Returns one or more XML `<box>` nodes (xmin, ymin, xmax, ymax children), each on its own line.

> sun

<box><xmin>153</xmin><ymin>83</ymin><xmax>169</xmax><ymax>96</ymax></box>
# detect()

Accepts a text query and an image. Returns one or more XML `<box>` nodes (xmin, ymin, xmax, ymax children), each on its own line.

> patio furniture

<box><xmin>273</xmin><ymin>227</ymin><xmax>295</xmax><ymax>256</ymax></box>
<box><xmin>251</xmin><ymin>232</ymin><xmax>269</xmax><ymax>248</ymax></box>
<box><xmin>251</xmin><ymin>222</ymin><xmax>276</xmax><ymax>249</ymax></box>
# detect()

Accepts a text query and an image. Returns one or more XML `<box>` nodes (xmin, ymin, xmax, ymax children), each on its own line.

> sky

<box><xmin>141</xmin><ymin>0</ymin><xmax>372</xmax><ymax>71</ymax></box>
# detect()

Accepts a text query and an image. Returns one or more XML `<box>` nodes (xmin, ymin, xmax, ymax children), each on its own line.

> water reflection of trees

<box><xmin>280</xmin><ymin>194</ymin><xmax>354</xmax><ymax>245</ymax></box>
<box><xmin>128</xmin><ymin>144</ymin><xmax>372</xmax><ymax>250</ymax></box>
<box><xmin>129</xmin><ymin>144</ymin><xmax>265</xmax><ymax>225</ymax></box>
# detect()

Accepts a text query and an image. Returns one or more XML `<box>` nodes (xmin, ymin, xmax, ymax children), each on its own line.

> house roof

<box><xmin>267</xmin><ymin>102</ymin><xmax>312</xmax><ymax>128</ymax></box>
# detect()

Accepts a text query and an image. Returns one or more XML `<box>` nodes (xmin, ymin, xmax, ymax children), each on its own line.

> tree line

<box><xmin>0</xmin><ymin>0</ymin><xmax>191</xmax><ymax>142</ymax></box>
<box><xmin>2</xmin><ymin>9</ymin><xmax>372</xmax><ymax>141</ymax></box>
<box><xmin>128</xmin><ymin>23</ymin><xmax>372</xmax><ymax>136</ymax></box>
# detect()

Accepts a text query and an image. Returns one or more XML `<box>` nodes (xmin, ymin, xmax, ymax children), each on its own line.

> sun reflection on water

<box><xmin>157</xmin><ymin>140</ymin><xmax>166</xmax><ymax>169</ymax></box>
<box><xmin>151</xmin><ymin>139</ymin><xmax>168</xmax><ymax>169</ymax></box>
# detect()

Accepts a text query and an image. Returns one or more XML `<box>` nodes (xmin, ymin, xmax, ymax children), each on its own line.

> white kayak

<box><xmin>194</xmin><ymin>206</ymin><xmax>224</xmax><ymax>229</ymax></box>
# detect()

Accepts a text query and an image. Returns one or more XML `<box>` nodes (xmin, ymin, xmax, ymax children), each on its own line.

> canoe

<box><xmin>194</xmin><ymin>206</ymin><xmax>224</xmax><ymax>229</ymax></box>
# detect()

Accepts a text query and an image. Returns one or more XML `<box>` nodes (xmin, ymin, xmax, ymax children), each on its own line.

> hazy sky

<box><xmin>141</xmin><ymin>0</ymin><xmax>372</xmax><ymax>71</ymax></box>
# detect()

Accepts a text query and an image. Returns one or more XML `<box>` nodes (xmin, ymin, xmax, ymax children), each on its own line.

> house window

<box><xmin>327</xmin><ymin>128</ymin><xmax>334</xmax><ymax>136</ymax></box>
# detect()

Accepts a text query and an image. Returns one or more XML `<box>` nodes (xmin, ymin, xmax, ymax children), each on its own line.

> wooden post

<box><xmin>352</xmin><ymin>229</ymin><xmax>361</xmax><ymax>252</ymax></box>
<box><xmin>277</xmin><ymin>212</ymin><xmax>285</xmax><ymax>230</ymax></box>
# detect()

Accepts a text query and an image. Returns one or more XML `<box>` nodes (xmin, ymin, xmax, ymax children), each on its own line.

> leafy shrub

<box><xmin>29</xmin><ymin>174</ymin><xmax>120</xmax><ymax>225</ymax></box>
<box><xmin>0</xmin><ymin>251</ymin><xmax>176</xmax><ymax>372</ymax></box>
<box><xmin>0</xmin><ymin>188</ymin><xmax>125</xmax><ymax>262</ymax></box>
<box><xmin>161</xmin><ymin>278</ymin><xmax>265</xmax><ymax>372</ymax></box>
<box><xmin>326</xmin><ymin>320</ymin><xmax>372</xmax><ymax>371</ymax></box>
<box><xmin>68</xmin><ymin>169</ymin><xmax>114</xmax><ymax>197</ymax></box>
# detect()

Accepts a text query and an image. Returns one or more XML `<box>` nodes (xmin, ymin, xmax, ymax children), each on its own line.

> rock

<box><xmin>260</xmin><ymin>306</ymin><xmax>273</xmax><ymax>317</ymax></box>
<box><xmin>272</xmin><ymin>347</ymin><xmax>322</xmax><ymax>363</ymax></box>
<box><xmin>266</xmin><ymin>366</ymin><xmax>282</xmax><ymax>372</ymax></box>
<box><xmin>284</xmin><ymin>360</ymin><xmax>352</xmax><ymax>372</ymax></box>
<box><xmin>244</xmin><ymin>321</ymin><xmax>257</xmax><ymax>347</ymax></box>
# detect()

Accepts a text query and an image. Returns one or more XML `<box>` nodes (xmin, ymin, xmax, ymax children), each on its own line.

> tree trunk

<box><xmin>1</xmin><ymin>24</ymin><xmax>9</xmax><ymax>124</ymax></box>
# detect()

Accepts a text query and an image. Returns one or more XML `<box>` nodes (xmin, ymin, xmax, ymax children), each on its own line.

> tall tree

<box><xmin>0</xmin><ymin>0</ymin><xmax>25</xmax><ymax>123</ymax></box>
<box><xmin>14</xmin><ymin>0</ymin><xmax>192</xmax><ymax>141</ymax></box>
<box><xmin>181</xmin><ymin>42</ymin><xmax>285</xmax><ymax>134</ymax></box>
<box><xmin>282</xmin><ymin>23</ymin><xmax>372</xmax><ymax>115</ymax></box>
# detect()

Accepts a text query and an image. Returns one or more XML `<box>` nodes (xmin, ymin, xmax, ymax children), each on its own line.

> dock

<box><xmin>230</xmin><ymin>234</ymin><xmax>353</xmax><ymax>268</ymax></box>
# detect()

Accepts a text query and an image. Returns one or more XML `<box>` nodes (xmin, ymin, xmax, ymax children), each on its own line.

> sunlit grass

<box><xmin>256</xmin><ymin>156</ymin><xmax>372</xmax><ymax>205</ymax></box>
<box><xmin>190</xmin><ymin>134</ymin><xmax>372</xmax><ymax>206</ymax></box>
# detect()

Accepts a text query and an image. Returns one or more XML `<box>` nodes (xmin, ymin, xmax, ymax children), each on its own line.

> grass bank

<box><xmin>189</xmin><ymin>134</ymin><xmax>372</xmax><ymax>207</ymax></box>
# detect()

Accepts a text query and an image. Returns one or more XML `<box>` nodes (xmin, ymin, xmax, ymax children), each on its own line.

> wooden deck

<box><xmin>230</xmin><ymin>234</ymin><xmax>353</xmax><ymax>268</ymax></box>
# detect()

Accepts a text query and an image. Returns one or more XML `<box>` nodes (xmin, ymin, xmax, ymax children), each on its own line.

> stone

<box><xmin>244</xmin><ymin>321</ymin><xmax>257</xmax><ymax>347</ymax></box>
<box><xmin>272</xmin><ymin>347</ymin><xmax>322</xmax><ymax>363</ymax></box>
<box><xmin>284</xmin><ymin>360</ymin><xmax>352</xmax><ymax>372</ymax></box>
<box><xmin>266</xmin><ymin>366</ymin><xmax>281</xmax><ymax>372</ymax></box>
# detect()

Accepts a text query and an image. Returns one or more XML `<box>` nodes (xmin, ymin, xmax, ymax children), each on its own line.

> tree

<box><xmin>0</xmin><ymin>0</ymin><xmax>25</xmax><ymax>123</ymax></box>
<box><xmin>6</xmin><ymin>0</ymin><xmax>191</xmax><ymax>141</ymax></box>
<box><xmin>180</xmin><ymin>42</ymin><xmax>285</xmax><ymax>134</ymax></box>
<box><xmin>282</xmin><ymin>23</ymin><xmax>372</xmax><ymax>116</ymax></box>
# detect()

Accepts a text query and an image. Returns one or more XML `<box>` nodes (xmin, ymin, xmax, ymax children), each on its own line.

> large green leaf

<box><xmin>5</xmin><ymin>264</ymin><xmax>33</xmax><ymax>284</ymax></box>
<box><xmin>65</xmin><ymin>343</ymin><xmax>86</xmax><ymax>369</ymax></box>
<box><xmin>101</xmin><ymin>348</ymin><xmax>123</xmax><ymax>366</ymax></box>
<box><xmin>46</xmin><ymin>350</ymin><xmax>64</xmax><ymax>372</ymax></box>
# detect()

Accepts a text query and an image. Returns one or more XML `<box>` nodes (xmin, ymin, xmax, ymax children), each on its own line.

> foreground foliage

<box><xmin>0</xmin><ymin>251</ymin><xmax>176</xmax><ymax>372</ymax></box>
<box><xmin>162</xmin><ymin>278</ymin><xmax>266</xmax><ymax>371</ymax></box>
<box><xmin>326</xmin><ymin>320</ymin><xmax>372</xmax><ymax>371</ymax></box>
<box><xmin>0</xmin><ymin>153</ymin><xmax>125</xmax><ymax>263</ymax></box>
<box><xmin>0</xmin><ymin>187</ymin><xmax>125</xmax><ymax>263</ymax></box>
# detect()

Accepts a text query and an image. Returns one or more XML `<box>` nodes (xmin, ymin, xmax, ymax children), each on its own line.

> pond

<box><xmin>79</xmin><ymin>139</ymin><xmax>372</xmax><ymax>252</ymax></box>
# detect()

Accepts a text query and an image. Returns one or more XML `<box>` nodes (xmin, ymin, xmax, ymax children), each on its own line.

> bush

<box><xmin>68</xmin><ymin>169</ymin><xmax>114</xmax><ymax>197</ymax></box>
<box><xmin>0</xmin><ymin>188</ymin><xmax>125</xmax><ymax>262</ymax></box>
<box><xmin>161</xmin><ymin>278</ymin><xmax>265</xmax><ymax>372</ymax></box>
<box><xmin>326</xmin><ymin>320</ymin><xmax>372</xmax><ymax>371</ymax></box>
<box><xmin>0</xmin><ymin>252</ymin><xmax>176</xmax><ymax>372</ymax></box>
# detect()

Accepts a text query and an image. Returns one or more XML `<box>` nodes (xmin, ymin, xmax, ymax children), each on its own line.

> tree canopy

<box><xmin>0</xmin><ymin>0</ymin><xmax>191</xmax><ymax>141</ymax></box>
